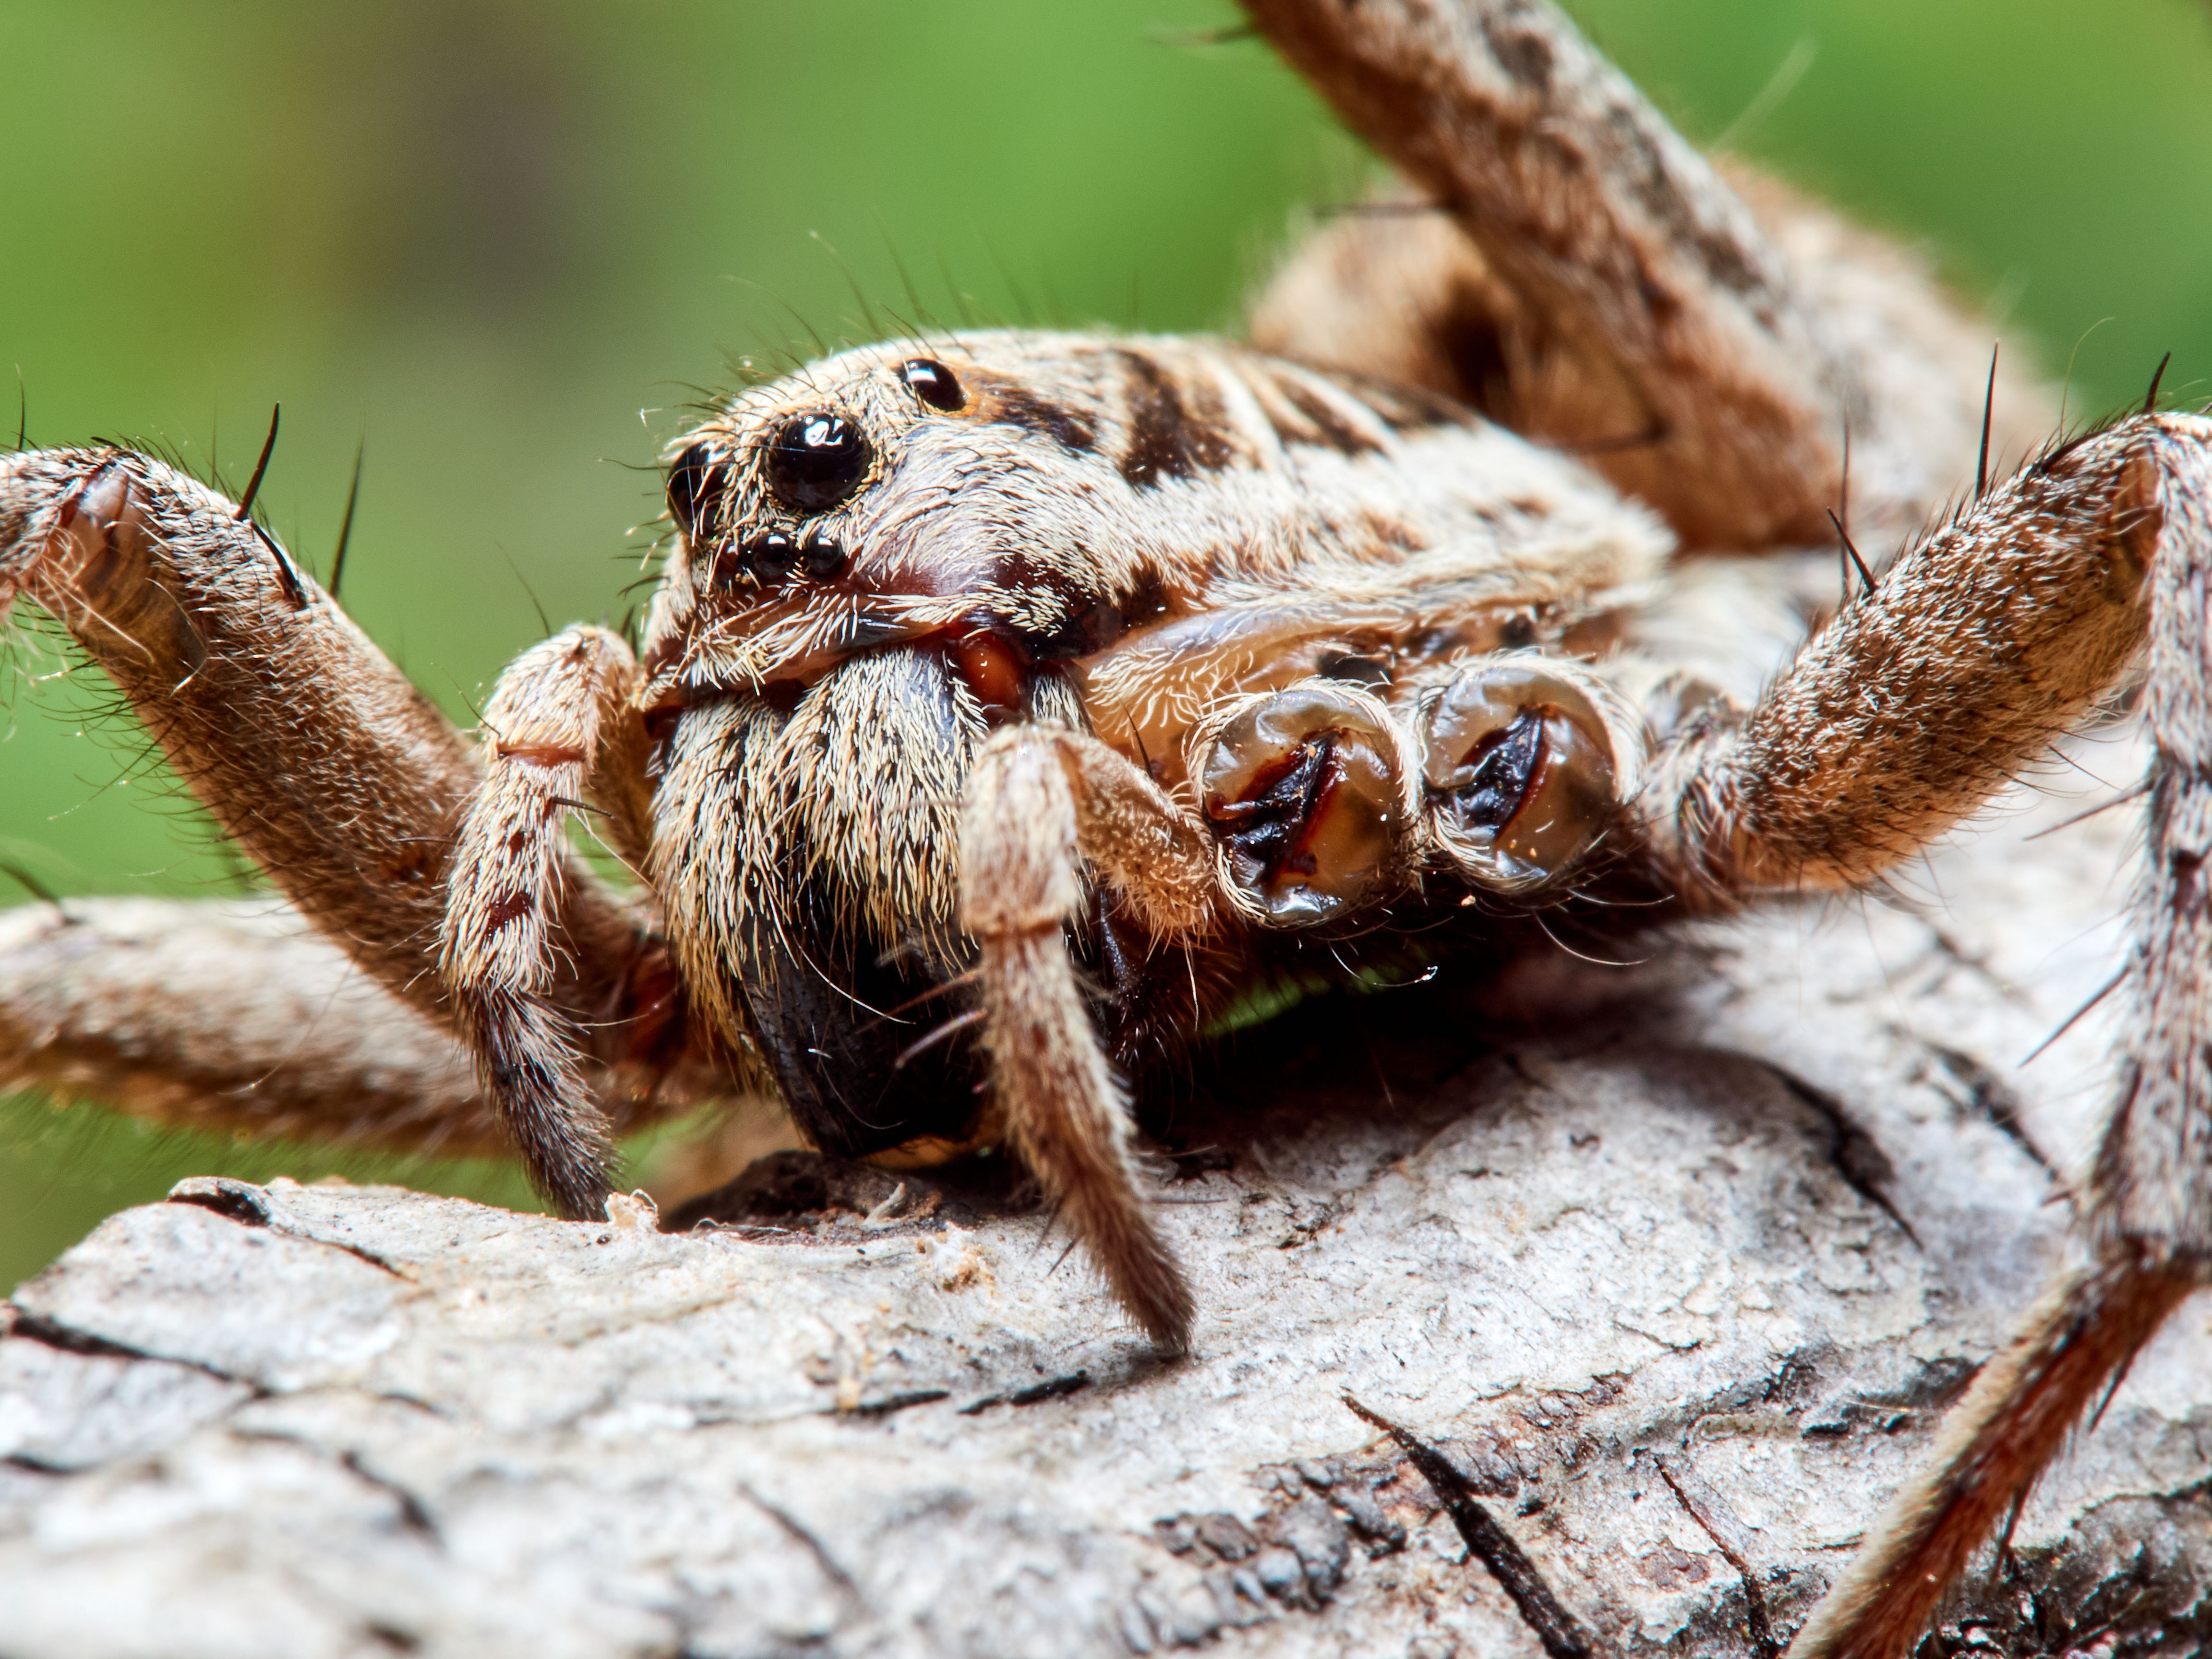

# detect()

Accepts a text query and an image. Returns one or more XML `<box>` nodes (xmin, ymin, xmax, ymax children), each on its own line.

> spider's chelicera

<box><xmin>2</xmin><ymin>5</ymin><xmax>2208</xmax><ymax>1656</ymax></box>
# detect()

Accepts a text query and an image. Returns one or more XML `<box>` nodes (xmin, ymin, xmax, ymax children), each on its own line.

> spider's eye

<box><xmin>1420</xmin><ymin>664</ymin><xmax>1618</xmax><ymax>890</ymax></box>
<box><xmin>1198</xmin><ymin>684</ymin><xmax>1407</xmax><ymax>925</ymax></box>
<box><xmin>900</xmin><ymin>359</ymin><xmax>965</xmax><ymax>412</ymax></box>
<box><xmin>763</xmin><ymin>411</ymin><xmax>870</xmax><ymax>513</ymax></box>
<box><xmin>745</xmin><ymin>529</ymin><xmax>798</xmax><ymax>579</ymax></box>
<box><xmin>800</xmin><ymin>532</ymin><xmax>847</xmax><ymax>579</ymax></box>
<box><xmin>666</xmin><ymin>440</ymin><xmax>726</xmax><ymax>541</ymax></box>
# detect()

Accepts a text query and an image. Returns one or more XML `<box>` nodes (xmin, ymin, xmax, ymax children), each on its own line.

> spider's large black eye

<box><xmin>900</xmin><ymin>359</ymin><xmax>965</xmax><ymax>411</ymax></box>
<box><xmin>666</xmin><ymin>440</ymin><xmax>725</xmax><ymax>540</ymax></box>
<box><xmin>764</xmin><ymin>411</ymin><xmax>871</xmax><ymax>513</ymax></box>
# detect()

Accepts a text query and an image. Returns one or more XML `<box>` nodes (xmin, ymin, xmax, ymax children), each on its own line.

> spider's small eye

<box><xmin>900</xmin><ymin>359</ymin><xmax>965</xmax><ymax>412</ymax></box>
<box><xmin>666</xmin><ymin>441</ymin><xmax>726</xmax><ymax>541</ymax></box>
<box><xmin>763</xmin><ymin>411</ymin><xmax>871</xmax><ymax>513</ymax></box>
<box><xmin>746</xmin><ymin>529</ymin><xmax>799</xmax><ymax>576</ymax></box>
<box><xmin>1420</xmin><ymin>664</ymin><xmax>1619</xmax><ymax>890</ymax></box>
<box><xmin>800</xmin><ymin>532</ymin><xmax>847</xmax><ymax>579</ymax></box>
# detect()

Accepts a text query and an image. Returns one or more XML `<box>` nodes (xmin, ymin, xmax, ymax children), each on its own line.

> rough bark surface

<box><xmin>3</xmin><ymin>754</ymin><xmax>2209</xmax><ymax>1659</ymax></box>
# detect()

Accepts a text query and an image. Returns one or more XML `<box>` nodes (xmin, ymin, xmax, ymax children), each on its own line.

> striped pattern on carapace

<box><xmin>645</xmin><ymin>333</ymin><xmax>1667</xmax><ymax>711</ymax></box>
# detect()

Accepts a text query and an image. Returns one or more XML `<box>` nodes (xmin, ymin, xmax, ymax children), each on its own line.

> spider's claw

<box><xmin>0</xmin><ymin>449</ymin><xmax>114</xmax><ymax>625</ymax></box>
<box><xmin>0</xmin><ymin>451</ymin><xmax>209</xmax><ymax>674</ymax></box>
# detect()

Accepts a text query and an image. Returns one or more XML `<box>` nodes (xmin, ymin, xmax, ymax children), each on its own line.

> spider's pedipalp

<box><xmin>1409</xmin><ymin>652</ymin><xmax>1639</xmax><ymax>897</ymax></box>
<box><xmin>439</xmin><ymin>624</ymin><xmax>661</xmax><ymax>1219</ymax></box>
<box><xmin>959</xmin><ymin>726</ymin><xmax>1221</xmax><ymax>1349</ymax></box>
<box><xmin>1191</xmin><ymin>679</ymin><xmax>1414</xmax><ymax>925</ymax></box>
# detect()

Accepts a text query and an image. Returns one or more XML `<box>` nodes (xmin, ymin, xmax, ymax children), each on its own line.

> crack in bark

<box><xmin>337</xmin><ymin>1448</ymin><xmax>439</xmax><ymax>1539</ymax></box>
<box><xmin>1</xmin><ymin>1303</ymin><xmax>450</xmax><ymax>1423</ymax></box>
<box><xmin>1343</xmin><ymin>1394</ymin><xmax>1593</xmax><ymax>1659</ymax></box>
<box><xmin>1757</xmin><ymin>1059</ymin><xmax>1923</xmax><ymax>1249</ymax></box>
<box><xmin>737</xmin><ymin>1480</ymin><xmax>865</xmax><ymax>1615</ymax></box>
<box><xmin>166</xmin><ymin>1179</ymin><xmax>410</xmax><ymax>1278</ymax></box>
<box><xmin>2</xmin><ymin>1307</ymin><xmax>271</xmax><ymax>1395</ymax></box>
<box><xmin>843</xmin><ymin>1388</ymin><xmax>952</xmax><ymax>1417</ymax></box>
<box><xmin>1656</xmin><ymin>1453</ymin><xmax>1779</xmax><ymax>1659</ymax></box>
<box><xmin>1923</xmin><ymin>1042</ymin><xmax>2064</xmax><ymax>1183</ymax></box>
<box><xmin>960</xmin><ymin>1370</ymin><xmax>1092</xmax><ymax>1414</ymax></box>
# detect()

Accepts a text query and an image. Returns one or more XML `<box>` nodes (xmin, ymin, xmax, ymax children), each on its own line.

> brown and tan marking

<box><xmin>1</xmin><ymin>6</ymin><xmax>2204</xmax><ymax>1656</ymax></box>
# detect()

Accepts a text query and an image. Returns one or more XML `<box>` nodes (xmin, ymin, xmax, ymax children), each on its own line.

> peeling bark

<box><xmin>3</xmin><ymin>758</ymin><xmax>2210</xmax><ymax>1659</ymax></box>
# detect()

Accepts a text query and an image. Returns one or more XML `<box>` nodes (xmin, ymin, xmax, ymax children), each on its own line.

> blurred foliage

<box><xmin>3</xmin><ymin>0</ymin><xmax>2208</xmax><ymax>1289</ymax></box>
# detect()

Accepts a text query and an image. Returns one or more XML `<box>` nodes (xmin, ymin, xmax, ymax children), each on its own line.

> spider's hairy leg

<box><xmin>1645</xmin><ymin>421</ymin><xmax>2178</xmax><ymax>898</ymax></box>
<box><xmin>1788</xmin><ymin>1262</ymin><xmax>2195</xmax><ymax>1659</ymax></box>
<box><xmin>1242</xmin><ymin>0</ymin><xmax>2046</xmax><ymax>552</ymax></box>
<box><xmin>1</xmin><ymin>896</ymin><xmax>496</xmax><ymax>1153</ymax></box>
<box><xmin>439</xmin><ymin>625</ymin><xmax>664</xmax><ymax>1219</ymax></box>
<box><xmin>1627</xmin><ymin>414</ymin><xmax>2212</xmax><ymax>1659</ymax></box>
<box><xmin>959</xmin><ymin>726</ymin><xmax>1221</xmax><ymax>1350</ymax></box>
<box><xmin>0</xmin><ymin>447</ymin><xmax>477</xmax><ymax>1007</ymax></box>
<box><xmin>0</xmin><ymin>448</ymin><xmax>685</xmax><ymax>1169</ymax></box>
<box><xmin>1241</xmin><ymin>0</ymin><xmax>1839</xmax><ymax>549</ymax></box>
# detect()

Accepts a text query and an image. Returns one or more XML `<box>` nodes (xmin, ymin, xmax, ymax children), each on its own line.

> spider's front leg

<box><xmin>1242</xmin><ymin>0</ymin><xmax>1841</xmax><ymax>549</ymax></box>
<box><xmin>1635</xmin><ymin>414</ymin><xmax>2212</xmax><ymax>1659</ymax></box>
<box><xmin>1243</xmin><ymin>0</ymin><xmax>2049</xmax><ymax>553</ymax></box>
<box><xmin>0</xmin><ymin>448</ymin><xmax>696</xmax><ymax>1198</ymax></box>
<box><xmin>0</xmin><ymin>448</ymin><xmax>481</xmax><ymax>997</ymax></box>
<box><xmin>439</xmin><ymin>624</ymin><xmax>667</xmax><ymax>1219</ymax></box>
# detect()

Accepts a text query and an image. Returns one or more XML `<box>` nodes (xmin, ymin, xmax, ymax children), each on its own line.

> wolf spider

<box><xmin>0</xmin><ymin>3</ymin><xmax>2204</xmax><ymax>1654</ymax></box>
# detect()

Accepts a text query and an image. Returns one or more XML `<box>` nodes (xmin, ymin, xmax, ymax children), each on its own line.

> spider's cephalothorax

<box><xmin>640</xmin><ymin>332</ymin><xmax>1660</xmax><ymax>1170</ymax></box>
<box><xmin>4</xmin><ymin>4</ymin><xmax>2211</xmax><ymax>1655</ymax></box>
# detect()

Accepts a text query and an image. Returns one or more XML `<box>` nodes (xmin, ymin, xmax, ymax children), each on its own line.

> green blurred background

<box><xmin>3</xmin><ymin>0</ymin><xmax>2209</xmax><ymax>1289</ymax></box>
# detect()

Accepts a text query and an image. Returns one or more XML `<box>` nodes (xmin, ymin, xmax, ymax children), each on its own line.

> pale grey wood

<box><xmin>3</xmin><ymin>745</ymin><xmax>2209</xmax><ymax>1659</ymax></box>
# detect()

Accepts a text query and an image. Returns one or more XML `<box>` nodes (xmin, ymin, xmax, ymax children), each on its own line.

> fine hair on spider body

<box><xmin>1</xmin><ymin>4</ymin><xmax>2207</xmax><ymax>1656</ymax></box>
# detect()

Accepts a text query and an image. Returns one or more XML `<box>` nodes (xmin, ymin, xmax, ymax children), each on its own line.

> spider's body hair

<box><xmin>638</xmin><ymin>332</ymin><xmax>1688</xmax><ymax>1174</ymax></box>
<box><xmin>4</xmin><ymin>3</ymin><xmax>2210</xmax><ymax>1649</ymax></box>
<box><xmin>647</xmin><ymin>332</ymin><xmax>1667</xmax><ymax>701</ymax></box>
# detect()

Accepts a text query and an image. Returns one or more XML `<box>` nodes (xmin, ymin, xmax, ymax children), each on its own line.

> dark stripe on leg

<box><xmin>1328</xmin><ymin>368</ymin><xmax>1477</xmax><ymax>433</ymax></box>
